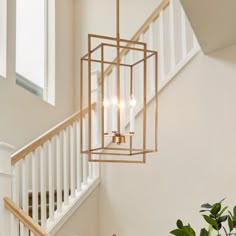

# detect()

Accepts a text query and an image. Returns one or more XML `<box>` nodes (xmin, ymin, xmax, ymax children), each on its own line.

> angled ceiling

<box><xmin>180</xmin><ymin>0</ymin><xmax>236</xmax><ymax>54</ymax></box>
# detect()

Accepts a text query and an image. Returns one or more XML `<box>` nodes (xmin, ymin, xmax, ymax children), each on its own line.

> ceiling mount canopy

<box><xmin>80</xmin><ymin>0</ymin><xmax>158</xmax><ymax>163</ymax></box>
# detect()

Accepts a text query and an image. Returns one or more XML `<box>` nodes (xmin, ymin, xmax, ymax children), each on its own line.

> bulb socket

<box><xmin>112</xmin><ymin>134</ymin><xmax>126</xmax><ymax>144</ymax></box>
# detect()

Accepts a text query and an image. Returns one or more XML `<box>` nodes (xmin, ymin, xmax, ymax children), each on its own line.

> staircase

<box><xmin>0</xmin><ymin>0</ymin><xmax>200</xmax><ymax>235</ymax></box>
<box><xmin>28</xmin><ymin>190</ymin><xmax>71</xmax><ymax>226</ymax></box>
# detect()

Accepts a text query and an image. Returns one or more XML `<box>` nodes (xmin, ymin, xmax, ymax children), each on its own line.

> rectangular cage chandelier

<box><xmin>80</xmin><ymin>0</ymin><xmax>158</xmax><ymax>163</ymax></box>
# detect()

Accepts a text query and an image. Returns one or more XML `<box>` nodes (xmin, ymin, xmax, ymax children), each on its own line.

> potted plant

<box><xmin>170</xmin><ymin>199</ymin><xmax>236</xmax><ymax>236</ymax></box>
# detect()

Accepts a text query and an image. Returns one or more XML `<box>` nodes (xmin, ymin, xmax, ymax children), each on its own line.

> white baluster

<box><xmin>40</xmin><ymin>145</ymin><xmax>46</xmax><ymax>228</ymax></box>
<box><xmin>83</xmin><ymin>116</ymin><xmax>88</xmax><ymax>187</ymax></box>
<box><xmin>12</xmin><ymin>165</ymin><xmax>19</xmax><ymax>205</ymax></box>
<box><xmin>20</xmin><ymin>220</ymin><xmax>25</xmax><ymax>235</ymax></box>
<box><xmin>70</xmin><ymin>124</ymin><xmax>76</xmax><ymax>198</ymax></box>
<box><xmin>0</xmin><ymin>143</ymin><xmax>15</xmax><ymax>236</ymax></box>
<box><xmin>56</xmin><ymin>133</ymin><xmax>62</xmax><ymax>213</ymax></box>
<box><xmin>63</xmin><ymin>128</ymin><xmax>69</xmax><ymax>205</ymax></box>
<box><xmin>148</xmin><ymin>22</ymin><xmax>155</xmax><ymax>92</ymax></box>
<box><xmin>76</xmin><ymin>121</ymin><xmax>82</xmax><ymax>193</ymax></box>
<box><xmin>92</xmin><ymin>159</ymin><xmax>97</xmax><ymax>179</ymax></box>
<box><xmin>21</xmin><ymin>157</ymin><xmax>28</xmax><ymax>236</ymax></box>
<box><xmin>148</xmin><ymin>22</ymin><xmax>154</xmax><ymax>50</ymax></box>
<box><xmin>181</xmin><ymin>6</ymin><xmax>187</xmax><ymax>58</ymax></box>
<box><xmin>11</xmin><ymin>165</ymin><xmax>19</xmax><ymax>236</ymax></box>
<box><xmin>48</xmin><ymin>139</ymin><xmax>54</xmax><ymax>221</ymax></box>
<box><xmin>136</xmin><ymin>35</ymin><xmax>145</xmax><ymax>97</ymax></box>
<box><xmin>88</xmin><ymin>161</ymin><xmax>93</xmax><ymax>182</ymax></box>
<box><xmin>88</xmin><ymin>108</ymin><xmax>94</xmax><ymax>179</ymax></box>
<box><xmin>169</xmin><ymin>0</ymin><xmax>175</xmax><ymax>69</ymax></box>
<box><xmin>32</xmin><ymin>151</ymin><xmax>38</xmax><ymax>224</ymax></box>
<box><xmin>159</xmin><ymin>10</ymin><xmax>165</xmax><ymax>81</ymax></box>
<box><xmin>96</xmin><ymin>75</ymin><xmax>102</xmax><ymax>146</ymax></box>
<box><xmin>92</xmin><ymin>109</ymin><xmax>98</xmax><ymax>177</ymax></box>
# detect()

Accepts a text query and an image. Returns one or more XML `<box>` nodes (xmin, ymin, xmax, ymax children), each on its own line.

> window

<box><xmin>0</xmin><ymin>0</ymin><xmax>7</xmax><ymax>78</ymax></box>
<box><xmin>16</xmin><ymin>0</ymin><xmax>48</xmax><ymax>99</ymax></box>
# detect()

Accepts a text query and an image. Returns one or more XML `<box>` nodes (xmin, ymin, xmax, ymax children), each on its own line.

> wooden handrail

<box><xmin>11</xmin><ymin>102</ymin><xmax>96</xmax><ymax>165</ymax></box>
<box><xmin>98</xmin><ymin>0</ymin><xmax>169</xmax><ymax>83</ymax></box>
<box><xmin>4</xmin><ymin>197</ymin><xmax>50</xmax><ymax>236</ymax></box>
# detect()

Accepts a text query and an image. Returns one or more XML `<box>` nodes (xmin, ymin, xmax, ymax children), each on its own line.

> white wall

<box><xmin>99</xmin><ymin>45</ymin><xmax>236</xmax><ymax>236</ymax></box>
<box><xmin>0</xmin><ymin>0</ymin><xmax>75</xmax><ymax>149</ymax></box>
<box><xmin>55</xmin><ymin>188</ymin><xmax>99</xmax><ymax>236</ymax></box>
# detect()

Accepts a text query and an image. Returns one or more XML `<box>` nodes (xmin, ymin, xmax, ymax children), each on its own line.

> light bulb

<box><xmin>111</xmin><ymin>96</ymin><xmax>118</xmax><ymax>132</ymax></box>
<box><xmin>111</xmin><ymin>96</ymin><xmax>118</xmax><ymax>106</ymax></box>
<box><xmin>129</xmin><ymin>95</ymin><xmax>136</xmax><ymax>107</ymax></box>
<box><xmin>103</xmin><ymin>99</ymin><xmax>110</xmax><ymax>108</ymax></box>
<box><xmin>119</xmin><ymin>101</ymin><xmax>125</xmax><ymax>109</ymax></box>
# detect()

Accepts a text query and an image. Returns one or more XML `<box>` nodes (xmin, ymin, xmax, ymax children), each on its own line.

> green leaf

<box><xmin>218</xmin><ymin>206</ymin><xmax>228</xmax><ymax>216</ymax></box>
<box><xmin>232</xmin><ymin>219</ymin><xmax>236</xmax><ymax>227</ymax></box>
<box><xmin>218</xmin><ymin>215</ymin><xmax>228</xmax><ymax>223</ymax></box>
<box><xmin>233</xmin><ymin>206</ymin><xmax>236</xmax><ymax>218</ymax></box>
<box><xmin>211</xmin><ymin>203</ymin><xmax>221</xmax><ymax>216</ymax></box>
<box><xmin>217</xmin><ymin>222</ymin><xmax>222</xmax><ymax>230</ymax></box>
<box><xmin>203</xmin><ymin>215</ymin><xmax>218</xmax><ymax>229</ymax></box>
<box><xmin>200</xmin><ymin>228</ymin><xmax>208</xmax><ymax>236</ymax></box>
<box><xmin>170</xmin><ymin>229</ymin><xmax>193</xmax><ymax>236</ymax></box>
<box><xmin>228</xmin><ymin>217</ymin><xmax>234</xmax><ymax>232</ymax></box>
<box><xmin>182</xmin><ymin>225</ymin><xmax>196</xmax><ymax>236</ymax></box>
<box><xmin>200</xmin><ymin>210</ymin><xmax>210</xmax><ymax>213</ymax></box>
<box><xmin>201</xmin><ymin>203</ymin><xmax>213</xmax><ymax>209</ymax></box>
<box><xmin>177</xmin><ymin>220</ymin><xmax>184</xmax><ymax>229</ymax></box>
<box><xmin>229</xmin><ymin>211</ymin><xmax>234</xmax><ymax>219</ymax></box>
<box><xmin>170</xmin><ymin>229</ymin><xmax>184</xmax><ymax>236</ymax></box>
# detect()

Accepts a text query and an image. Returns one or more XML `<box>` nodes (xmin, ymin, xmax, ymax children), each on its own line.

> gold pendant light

<box><xmin>80</xmin><ymin>0</ymin><xmax>158</xmax><ymax>163</ymax></box>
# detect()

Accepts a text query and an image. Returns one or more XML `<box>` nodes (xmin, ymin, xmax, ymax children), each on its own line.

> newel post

<box><xmin>0</xmin><ymin>142</ymin><xmax>15</xmax><ymax>236</ymax></box>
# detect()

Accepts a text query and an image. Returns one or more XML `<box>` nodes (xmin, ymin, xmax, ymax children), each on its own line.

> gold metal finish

<box><xmin>80</xmin><ymin>0</ymin><xmax>159</xmax><ymax>163</ymax></box>
<box><xmin>112</xmin><ymin>134</ymin><xmax>126</xmax><ymax>144</ymax></box>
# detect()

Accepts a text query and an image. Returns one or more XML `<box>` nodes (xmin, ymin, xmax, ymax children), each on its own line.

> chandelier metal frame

<box><xmin>80</xmin><ymin>0</ymin><xmax>158</xmax><ymax>163</ymax></box>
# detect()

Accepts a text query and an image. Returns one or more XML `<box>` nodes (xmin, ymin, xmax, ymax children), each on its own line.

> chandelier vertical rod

<box><xmin>143</xmin><ymin>44</ymin><xmax>147</xmax><ymax>163</ymax></box>
<box><xmin>129</xmin><ymin>68</ymin><xmax>133</xmax><ymax>154</ymax></box>
<box><xmin>116</xmin><ymin>0</ymin><xmax>121</xmax><ymax>134</ymax></box>
<box><xmin>116</xmin><ymin>0</ymin><xmax>120</xmax><ymax>38</ymax></box>
<box><xmin>101</xmin><ymin>46</ymin><xmax>105</xmax><ymax>148</ymax></box>
<box><xmin>88</xmin><ymin>35</ymin><xmax>92</xmax><ymax>161</ymax></box>
<box><xmin>155</xmin><ymin>52</ymin><xmax>158</xmax><ymax>152</ymax></box>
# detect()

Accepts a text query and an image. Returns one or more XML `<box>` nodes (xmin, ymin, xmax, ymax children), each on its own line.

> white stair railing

<box><xmin>10</xmin><ymin>102</ymin><xmax>99</xmax><ymax>235</ymax></box>
<box><xmin>101</xmin><ymin>0</ymin><xmax>200</xmax><ymax>112</ymax></box>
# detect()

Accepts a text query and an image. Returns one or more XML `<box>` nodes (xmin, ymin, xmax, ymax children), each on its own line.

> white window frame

<box><xmin>0</xmin><ymin>0</ymin><xmax>7</xmax><ymax>79</ymax></box>
<box><xmin>15</xmin><ymin>0</ymin><xmax>55</xmax><ymax>105</ymax></box>
<box><xmin>45</xmin><ymin>0</ymin><xmax>55</xmax><ymax>105</ymax></box>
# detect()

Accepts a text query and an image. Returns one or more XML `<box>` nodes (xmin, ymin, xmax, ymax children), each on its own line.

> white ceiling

<box><xmin>180</xmin><ymin>0</ymin><xmax>236</xmax><ymax>53</ymax></box>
